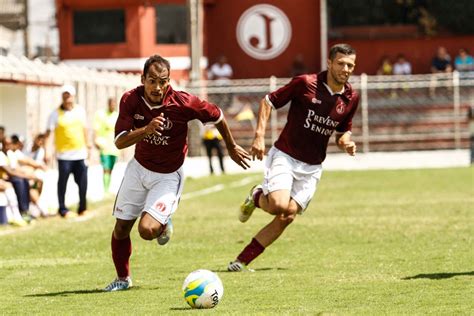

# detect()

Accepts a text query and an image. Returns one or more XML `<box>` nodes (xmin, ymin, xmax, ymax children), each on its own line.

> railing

<box><xmin>184</xmin><ymin>71</ymin><xmax>473</xmax><ymax>155</ymax></box>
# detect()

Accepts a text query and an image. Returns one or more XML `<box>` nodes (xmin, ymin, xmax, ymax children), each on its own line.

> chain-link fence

<box><xmin>184</xmin><ymin>71</ymin><xmax>473</xmax><ymax>156</ymax></box>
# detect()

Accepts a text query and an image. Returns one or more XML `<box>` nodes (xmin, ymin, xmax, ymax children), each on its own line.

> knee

<box><xmin>267</xmin><ymin>200</ymin><xmax>289</xmax><ymax>216</ymax></box>
<box><xmin>114</xmin><ymin>223</ymin><xmax>131</xmax><ymax>239</ymax></box>
<box><xmin>138</xmin><ymin>223</ymin><xmax>159</xmax><ymax>241</ymax></box>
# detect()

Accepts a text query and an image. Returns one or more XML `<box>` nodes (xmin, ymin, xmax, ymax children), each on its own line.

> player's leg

<box><xmin>239</xmin><ymin>147</ymin><xmax>292</xmax><ymax>222</ymax></box>
<box><xmin>105</xmin><ymin>218</ymin><xmax>136</xmax><ymax>292</ymax></box>
<box><xmin>105</xmin><ymin>159</ymin><xmax>147</xmax><ymax>291</ymax></box>
<box><xmin>138</xmin><ymin>166</ymin><xmax>184</xmax><ymax>245</ymax></box>
<box><xmin>229</xmin><ymin>199</ymin><xmax>301</xmax><ymax>272</ymax></box>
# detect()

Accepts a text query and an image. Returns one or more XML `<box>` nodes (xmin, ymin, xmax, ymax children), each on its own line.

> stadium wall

<box><xmin>329</xmin><ymin>35</ymin><xmax>474</xmax><ymax>75</ymax></box>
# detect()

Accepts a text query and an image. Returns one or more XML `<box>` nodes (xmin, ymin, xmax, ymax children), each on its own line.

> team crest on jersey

<box><xmin>154</xmin><ymin>201</ymin><xmax>166</xmax><ymax>213</ymax></box>
<box><xmin>134</xmin><ymin>114</ymin><xmax>144</xmax><ymax>120</ymax></box>
<box><xmin>162</xmin><ymin>117</ymin><xmax>173</xmax><ymax>130</ymax></box>
<box><xmin>336</xmin><ymin>102</ymin><xmax>345</xmax><ymax>114</ymax></box>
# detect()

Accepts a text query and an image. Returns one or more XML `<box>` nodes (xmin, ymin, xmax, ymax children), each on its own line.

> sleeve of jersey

<box><xmin>190</xmin><ymin>95</ymin><xmax>223</xmax><ymax>125</ymax></box>
<box><xmin>336</xmin><ymin>93</ymin><xmax>360</xmax><ymax>133</ymax></box>
<box><xmin>266</xmin><ymin>76</ymin><xmax>304</xmax><ymax>110</ymax></box>
<box><xmin>114</xmin><ymin>93</ymin><xmax>136</xmax><ymax>141</ymax></box>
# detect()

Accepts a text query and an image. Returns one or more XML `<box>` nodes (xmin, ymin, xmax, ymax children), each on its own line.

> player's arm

<box><xmin>215</xmin><ymin>117</ymin><xmax>251</xmax><ymax>170</ymax></box>
<box><xmin>335</xmin><ymin>131</ymin><xmax>356</xmax><ymax>156</ymax></box>
<box><xmin>115</xmin><ymin>113</ymin><xmax>166</xmax><ymax>149</ymax></box>
<box><xmin>251</xmin><ymin>97</ymin><xmax>272</xmax><ymax>160</ymax></box>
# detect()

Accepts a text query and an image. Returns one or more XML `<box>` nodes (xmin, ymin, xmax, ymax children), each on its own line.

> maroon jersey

<box><xmin>267</xmin><ymin>71</ymin><xmax>359</xmax><ymax>165</ymax></box>
<box><xmin>115</xmin><ymin>85</ymin><xmax>222</xmax><ymax>173</ymax></box>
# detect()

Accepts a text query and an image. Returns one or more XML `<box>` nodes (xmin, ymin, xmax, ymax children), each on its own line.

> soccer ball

<box><xmin>182</xmin><ymin>269</ymin><xmax>224</xmax><ymax>309</ymax></box>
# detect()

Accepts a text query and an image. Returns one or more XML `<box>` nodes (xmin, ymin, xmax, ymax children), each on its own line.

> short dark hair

<box><xmin>329</xmin><ymin>43</ymin><xmax>356</xmax><ymax>60</ymax></box>
<box><xmin>143</xmin><ymin>55</ymin><xmax>170</xmax><ymax>77</ymax></box>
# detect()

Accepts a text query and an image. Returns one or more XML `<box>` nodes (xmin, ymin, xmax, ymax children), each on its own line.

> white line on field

<box><xmin>0</xmin><ymin>176</ymin><xmax>260</xmax><ymax>236</ymax></box>
<box><xmin>181</xmin><ymin>176</ymin><xmax>260</xmax><ymax>200</ymax></box>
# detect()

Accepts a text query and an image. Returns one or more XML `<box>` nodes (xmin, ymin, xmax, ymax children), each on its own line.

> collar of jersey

<box><xmin>141</xmin><ymin>96</ymin><xmax>165</xmax><ymax>110</ymax></box>
<box><xmin>322</xmin><ymin>82</ymin><xmax>344</xmax><ymax>96</ymax></box>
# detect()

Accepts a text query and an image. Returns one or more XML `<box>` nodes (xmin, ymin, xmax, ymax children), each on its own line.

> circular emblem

<box><xmin>154</xmin><ymin>201</ymin><xmax>166</xmax><ymax>213</ymax></box>
<box><xmin>236</xmin><ymin>4</ymin><xmax>292</xmax><ymax>60</ymax></box>
<box><xmin>336</xmin><ymin>103</ymin><xmax>345</xmax><ymax>114</ymax></box>
<box><xmin>163</xmin><ymin>118</ymin><xmax>173</xmax><ymax>130</ymax></box>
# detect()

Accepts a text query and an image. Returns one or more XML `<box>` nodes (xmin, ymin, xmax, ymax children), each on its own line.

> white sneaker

<box><xmin>227</xmin><ymin>260</ymin><xmax>255</xmax><ymax>272</ymax></box>
<box><xmin>239</xmin><ymin>185</ymin><xmax>262</xmax><ymax>223</ymax></box>
<box><xmin>104</xmin><ymin>276</ymin><xmax>132</xmax><ymax>292</ymax></box>
<box><xmin>157</xmin><ymin>219</ymin><xmax>173</xmax><ymax>246</ymax></box>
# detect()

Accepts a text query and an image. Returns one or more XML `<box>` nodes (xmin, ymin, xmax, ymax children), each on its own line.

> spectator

<box><xmin>94</xmin><ymin>97</ymin><xmax>119</xmax><ymax>194</ymax></box>
<box><xmin>0</xmin><ymin>126</ymin><xmax>5</xmax><ymax>146</ymax></box>
<box><xmin>202</xmin><ymin>125</ymin><xmax>225</xmax><ymax>175</ymax></box>
<box><xmin>10</xmin><ymin>134</ymin><xmax>47</xmax><ymax>217</ymax></box>
<box><xmin>208</xmin><ymin>55</ymin><xmax>233</xmax><ymax>82</ymax></box>
<box><xmin>454</xmin><ymin>48</ymin><xmax>474</xmax><ymax>72</ymax></box>
<box><xmin>28</xmin><ymin>133</ymin><xmax>48</xmax><ymax>165</ymax></box>
<box><xmin>45</xmin><ymin>84</ymin><xmax>91</xmax><ymax>218</ymax></box>
<box><xmin>1</xmin><ymin>136</ymin><xmax>36</xmax><ymax>222</ymax></box>
<box><xmin>290</xmin><ymin>54</ymin><xmax>309</xmax><ymax>77</ymax></box>
<box><xmin>393</xmin><ymin>54</ymin><xmax>412</xmax><ymax>75</ymax></box>
<box><xmin>431</xmin><ymin>46</ymin><xmax>453</xmax><ymax>73</ymax></box>
<box><xmin>0</xmin><ymin>179</ymin><xmax>26</xmax><ymax>226</ymax></box>
<box><xmin>376</xmin><ymin>56</ymin><xmax>393</xmax><ymax>75</ymax></box>
<box><xmin>208</xmin><ymin>55</ymin><xmax>233</xmax><ymax>108</ymax></box>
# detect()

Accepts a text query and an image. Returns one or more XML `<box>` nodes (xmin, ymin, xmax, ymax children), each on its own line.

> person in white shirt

<box><xmin>208</xmin><ymin>55</ymin><xmax>234</xmax><ymax>108</ymax></box>
<box><xmin>393</xmin><ymin>54</ymin><xmax>412</xmax><ymax>75</ymax></box>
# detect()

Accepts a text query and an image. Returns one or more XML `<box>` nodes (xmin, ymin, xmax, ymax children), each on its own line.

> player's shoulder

<box><xmin>292</xmin><ymin>73</ymin><xmax>317</xmax><ymax>84</ymax></box>
<box><xmin>120</xmin><ymin>86</ymin><xmax>143</xmax><ymax>106</ymax></box>
<box><xmin>169</xmin><ymin>88</ymin><xmax>198</xmax><ymax>107</ymax></box>
<box><xmin>343</xmin><ymin>81</ymin><xmax>359</xmax><ymax>101</ymax></box>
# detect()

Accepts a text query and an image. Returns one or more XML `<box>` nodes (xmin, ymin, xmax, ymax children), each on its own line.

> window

<box><xmin>155</xmin><ymin>4</ymin><xmax>188</xmax><ymax>44</ymax></box>
<box><xmin>73</xmin><ymin>9</ymin><xmax>125</xmax><ymax>44</ymax></box>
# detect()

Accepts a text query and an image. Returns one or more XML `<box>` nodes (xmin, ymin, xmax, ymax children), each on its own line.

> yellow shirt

<box><xmin>47</xmin><ymin>105</ymin><xmax>88</xmax><ymax>160</ymax></box>
<box><xmin>94</xmin><ymin>109</ymin><xmax>119</xmax><ymax>156</ymax></box>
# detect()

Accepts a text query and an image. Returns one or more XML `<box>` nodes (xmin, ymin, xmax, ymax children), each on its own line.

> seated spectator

<box><xmin>431</xmin><ymin>46</ymin><xmax>453</xmax><ymax>73</ymax></box>
<box><xmin>454</xmin><ymin>48</ymin><xmax>474</xmax><ymax>72</ymax></box>
<box><xmin>1</xmin><ymin>136</ymin><xmax>39</xmax><ymax>222</ymax></box>
<box><xmin>393</xmin><ymin>54</ymin><xmax>412</xmax><ymax>75</ymax></box>
<box><xmin>290</xmin><ymin>53</ymin><xmax>309</xmax><ymax>77</ymax></box>
<box><xmin>376</xmin><ymin>56</ymin><xmax>393</xmax><ymax>75</ymax></box>
<box><xmin>0</xmin><ymin>179</ymin><xmax>27</xmax><ymax>226</ymax></box>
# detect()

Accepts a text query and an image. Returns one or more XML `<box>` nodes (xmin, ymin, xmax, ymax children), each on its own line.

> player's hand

<box><xmin>250</xmin><ymin>136</ymin><xmax>265</xmax><ymax>160</ymax></box>
<box><xmin>344</xmin><ymin>141</ymin><xmax>357</xmax><ymax>156</ymax></box>
<box><xmin>228</xmin><ymin>144</ymin><xmax>251</xmax><ymax>170</ymax></box>
<box><xmin>145</xmin><ymin>113</ymin><xmax>166</xmax><ymax>136</ymax></box>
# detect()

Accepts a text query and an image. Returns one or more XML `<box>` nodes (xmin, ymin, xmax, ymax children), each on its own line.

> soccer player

<box><xmin>94</xmin><ymin>97</ymin><xmax>119</xmax><ymax>193</ymax></box>
<box><xmin>104</xmin><ymin>55</ymin><xmax>250</xmax><ymax>291</ymax></box>
<box><xmin>228</xmin><ymin>44</ymin><xmax>359</xmax><ymax>272</ymax></box>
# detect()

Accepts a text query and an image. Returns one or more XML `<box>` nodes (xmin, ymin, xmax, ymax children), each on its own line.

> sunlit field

<box><xmin>0</xmin><ymin>167</ymin><xmax>472</xmax><ymax>315</ymax></box>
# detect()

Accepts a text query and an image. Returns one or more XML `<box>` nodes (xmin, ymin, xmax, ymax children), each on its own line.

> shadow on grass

<box><xmin>169</xmin><ymin>307</ymin><xmax>192</xmax><ymax>311</ymax></box>
<box><xmin>214</xmin><ymin>267</ymin><xmax>289</xmax><ymax>273</ymax></box>
<box><xmin>402</xmin><ymin>271</ymin><xmax>474</xmax><ymax>280</ymax></box>
<box><xmin>24</xmin><ymin>286</ymin><xmax>151</xmax><ymax>297</ymax></box>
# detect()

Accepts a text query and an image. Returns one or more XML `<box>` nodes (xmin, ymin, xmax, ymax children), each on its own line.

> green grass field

<box><xmin>1</xmin><ymin>167</ymin><xmax>473</xmax><ymax>315</ymax></box>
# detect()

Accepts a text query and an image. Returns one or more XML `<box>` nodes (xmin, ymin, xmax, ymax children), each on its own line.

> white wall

<box><xmin>0</xmin><ymin>84</ymin><xmax>28</xmax><ymax>137</ymax></box>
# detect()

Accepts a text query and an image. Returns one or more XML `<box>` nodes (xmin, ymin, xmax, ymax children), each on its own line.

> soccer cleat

<box><xmin>104</xmin><ymin>276</ymin><xmax>132</xmax><ymax>292</ymax></box>
<box><xmin>157</xmin><ymin>219</ymin><xmax>173</xmax><ymax>246</ymax></box>
<box><xmin>239</xmin><ymin>184</ymin><xmax>262</xmax><ymax>223</ymax></box>
<box><xmin>227</xmin><ymin>260</ymin><xmax>255</xmax><ymax>273</ymax></box>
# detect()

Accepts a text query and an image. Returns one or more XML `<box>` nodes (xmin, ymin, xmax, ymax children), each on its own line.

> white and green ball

<box><xmin>182</xmin><ymin>269</ymin><xmax>224</xmax><ymax>309</ymax></box>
